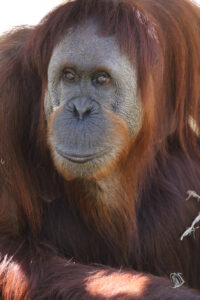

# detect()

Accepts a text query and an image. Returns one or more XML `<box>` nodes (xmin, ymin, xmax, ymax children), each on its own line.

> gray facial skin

<box><xmin>44</xmin><ymin>20</ymin><xmax>141</xmax><ymax>180</ymax></box>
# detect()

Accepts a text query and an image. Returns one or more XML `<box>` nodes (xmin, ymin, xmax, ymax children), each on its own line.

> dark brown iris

<box><xmin>94</xmin><ymin>72</ymin><xmax>111</xmax><ymax>86</ymax></box>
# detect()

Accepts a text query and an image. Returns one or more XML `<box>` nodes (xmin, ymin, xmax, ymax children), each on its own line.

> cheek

<box><xmin>44</xmin><ymin>76</ymin><xmax>67</xmax><ymax>120</ymax></box>
<box><xmin>91</xmin><ymin>111</ymin><xmax>131</xmax><ymax>180</ymax></box>
<box><xmin>44</xmin><ymin>91</ymin><xmax>53</xmax><ymax>120</ymax></box>
<box><xmin>116</xmin><ymin>82</ymin><xmax>142</xmax><ymax>135</ymax></box>
<box><xmin>44</xmin><ymin>86</ymin><xmax>61</xmax><ymax>121</ymax></box>
<box><xmin>120</xmin><ymin>100</ymin><xmax>142</xmax><ymax>135</ymax></box>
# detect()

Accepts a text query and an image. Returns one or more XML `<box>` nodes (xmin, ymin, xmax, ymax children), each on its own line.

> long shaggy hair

<box><xmin>0</xmin><ymin>0</ymin><xmax>200</xmax><ymax>298</ymax></box>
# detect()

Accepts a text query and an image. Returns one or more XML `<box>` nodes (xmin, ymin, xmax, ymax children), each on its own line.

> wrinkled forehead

<box><xmin>49</xmin><ymin>19</ymin><xmax>132</xmax><ymax>72</ymax></box>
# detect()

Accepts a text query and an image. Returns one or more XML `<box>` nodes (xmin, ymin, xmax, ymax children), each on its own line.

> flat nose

<box><xmin>71</xmin><ymin>98</ymin><xmax>93</xmax><ymax>120</ymax></box>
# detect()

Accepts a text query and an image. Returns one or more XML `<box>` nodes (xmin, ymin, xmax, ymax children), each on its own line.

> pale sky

<box><xmin>0</xmin><ymin>0</ymin><xmax>199</xmax><ymax>34</ymax></box>
<box><xmin>0</xmin><ymin>1</ymin><xmax>63</xmax><ymax>34</ymax></box>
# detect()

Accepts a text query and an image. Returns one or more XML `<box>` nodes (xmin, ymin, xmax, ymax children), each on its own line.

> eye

<box><xmin>93</xmin><ymin>72</ymin><xmax>111</xmax><ymax>86</ymax></box>
<box><xmin>62</xmin><ymin>69</ymin><xmax>77</xmax><ymax>82</ymax></box>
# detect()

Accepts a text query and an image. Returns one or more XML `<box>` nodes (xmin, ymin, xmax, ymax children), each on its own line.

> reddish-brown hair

<box><xmin>27</xmin><ymin>0</ymin><xmax>200</xmax><ymax>155</ymax></box>
<box><xmin>1</xmin><ymin>0</ymin><xmax>200</xmax><ymax>298</ymax></box>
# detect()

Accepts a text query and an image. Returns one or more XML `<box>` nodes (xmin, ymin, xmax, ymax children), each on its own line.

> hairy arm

<box><xmin>0</xmin><ymin>238</ymin><xmax>199</xmax><ymax>300</ymax></box>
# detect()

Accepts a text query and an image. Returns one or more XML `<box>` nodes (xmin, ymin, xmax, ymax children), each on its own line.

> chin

<box><xmin>49</xmin><ymin>145</ymin><xmax>123</xmax><ymax>181</ymax></box>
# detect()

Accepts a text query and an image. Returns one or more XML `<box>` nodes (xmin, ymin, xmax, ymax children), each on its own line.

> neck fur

<box><xmin>66</xmin><ymin>170</ymin><xmax>137</xmax><ymax>261</ymax></box>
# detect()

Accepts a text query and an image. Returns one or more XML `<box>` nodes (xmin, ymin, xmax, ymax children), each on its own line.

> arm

<box><xmin>0</xmin><ymin>238</ymin><xmax>199</xmax><ymax>300</ymax></box>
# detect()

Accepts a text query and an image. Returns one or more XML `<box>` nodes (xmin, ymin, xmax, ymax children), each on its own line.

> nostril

<box><xmin>73</xmin><ymin>105</ymin><xmax>80</xmax><ymax>118</ymax></box>
<box><xmin>72</xmin><ymin>103</ymin><xmax>92</xmax><ymax>120</ymax></box>
<box><xmin>84</xmin><ymin>107</ymin><xmax>92</xmax><ymax>116</ymax></box>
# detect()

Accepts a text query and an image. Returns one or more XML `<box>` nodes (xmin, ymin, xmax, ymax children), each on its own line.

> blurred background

<box><xmin>0</xmin><ymin>0</ymin><xmax>199</xmax><ymax>34</ymax></box>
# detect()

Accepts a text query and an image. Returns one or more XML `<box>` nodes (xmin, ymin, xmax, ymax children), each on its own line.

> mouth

<box><xmin>56</xmin><ymin>148</ymin><xmax>108</xmax><ymax>163</ymax></box>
